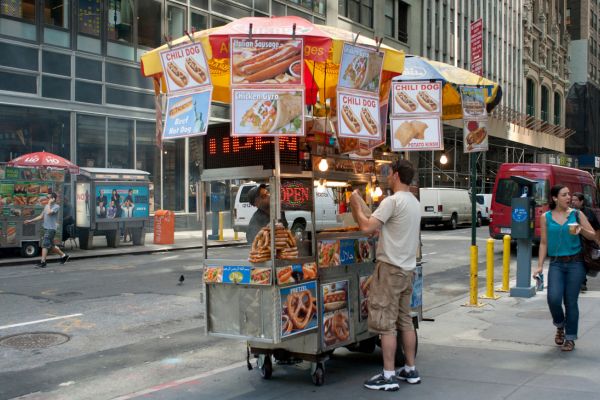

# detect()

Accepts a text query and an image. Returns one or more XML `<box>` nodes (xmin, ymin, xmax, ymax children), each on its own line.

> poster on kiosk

<box><xmin>160</xmin><ymin>42</ymin><xmax>213</xmax><ymax>139</ymax></box>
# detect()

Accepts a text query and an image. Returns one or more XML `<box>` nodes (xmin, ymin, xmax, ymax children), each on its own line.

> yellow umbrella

<box><xmin>140</xmin><ymin>16</ymin><xmax>404</xmax><ymax>103</ymax></box>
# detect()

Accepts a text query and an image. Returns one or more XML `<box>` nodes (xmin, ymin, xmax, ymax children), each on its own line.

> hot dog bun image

<box><xmin>232</xmin><ymin>42</ymin><xmax>302</xmax><ymax>84</ymax></box>
<box><xmin>341</xmin><ymin>105</ymin><xmax>362</xmax><ymax>134</ymax></box>
<box><xmin>166</xmin><ymin>61</ymin><xmax>188</xmax><ymax>88</ymax></box>
<box><xmin>466</xmin><ymin>127</ymin><xmax>487</xmax><ymax>145</ymax></box>
<box><xmin>395</xmin><ymin>91</ymin><xmax>417</xmax><ymax>112</ymax></box>
<box><xmin>184</xmin><ymin>57</ymin><xmax>207</xmax><ymax>84</ymax></box>
<box><xmin>416</xmin><ymin>91</ymin><xmax>438</xmax><ymax>112</ymax></box>
<box><xmin>168</xmin><ymin>97</ymin><xmax>193</xmax><ymax>118</ymax></box>
<box><xmin>360</xmin><ymin>107</ymin><xmax>378</xmax><ymax>135</ymax></box>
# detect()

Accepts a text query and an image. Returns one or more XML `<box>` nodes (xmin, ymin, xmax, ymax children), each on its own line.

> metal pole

<box><xmin>471</xmin><ymin>152</ymin><xmax>476</xmax><ymax>246</ymax></box>
<box><xmin>431</xmin><ymin>150</ymin><xmax>434</xmax><ymax>186</ymax></box>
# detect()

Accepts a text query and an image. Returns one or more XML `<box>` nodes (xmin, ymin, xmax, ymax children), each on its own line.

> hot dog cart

<box><xmin>0</xmin><ymin>164</ymin><xmax>66</xmax><ymax>257</ymax></box>
<box><xmin>200</xmin><ymin>137</ymin><xmax>421</xmax><ymax>385</ymax></box>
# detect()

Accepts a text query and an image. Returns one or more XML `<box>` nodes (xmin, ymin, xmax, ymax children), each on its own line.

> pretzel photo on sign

<box><xmin>286</xmin><ymin>290</ymin><xmax>315</xmax><ymax>330</ymax></box>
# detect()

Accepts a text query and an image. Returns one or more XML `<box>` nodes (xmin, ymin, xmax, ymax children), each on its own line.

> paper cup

<box><xmin>568</xmin><ymin>223</ymin><xmax>579</xmax><ymax>235</ymax></box>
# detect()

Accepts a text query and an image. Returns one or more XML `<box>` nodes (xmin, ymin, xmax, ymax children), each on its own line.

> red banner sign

<box><xmin>470</xmin><ymin>19</ymin><xmax>483</xmax><ymax>76</ymax></box>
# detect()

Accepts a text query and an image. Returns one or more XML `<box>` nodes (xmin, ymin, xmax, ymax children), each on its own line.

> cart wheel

<box><xmin>20</xmin><ymin>242</ymin><xmax>39</xmax><ymax>258</ymax></box>
<box><xmin>311</xmin><ymin>362</ymin><xmax>325</xmax><ymax>386</ymax></box>
<box><xmin>258</xmin><ymin>354</ymin><xmax>272</xmax><ymax>379</ymax></box>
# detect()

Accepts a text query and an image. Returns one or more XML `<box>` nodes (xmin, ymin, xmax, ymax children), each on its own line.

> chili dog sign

<box><xmin>160</xmin><ymin>42</ymin><xmax>211</xmax><ymax>94</ymax></box>
<box><xmin>163</xmin><ymin>88</ymin><xmax>211</xmax><ymax>139</ymax></box>
<box><xmin>391</xmin><ymin>81</ymin><xmax>442</xmax><ymax>116</ymax></box>
<box><xmin>337</xmin><ymin>91</ymin><xmax>380</xmax><ymax>139</ymax></box>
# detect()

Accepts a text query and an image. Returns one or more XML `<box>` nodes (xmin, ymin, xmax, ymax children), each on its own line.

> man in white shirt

<box><xmin>350</xmin><ymin>159</ymin><xmax>421</xmax><ymax>391</ymax></box>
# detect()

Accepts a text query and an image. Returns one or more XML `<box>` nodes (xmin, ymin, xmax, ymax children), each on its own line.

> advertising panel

<box><xmin>75</xmin><ymin>183</ymin><xmax>91</xmax><ymax>228</ymax></box>
<box><xmin>470</xmin><ymin>19</ymin><xmax>484</xmax><ymax>76</ymax></box>
<box><xmin>460</xmin><ymin>86</ymin><xmax>488</xmax><ymax>153</ymax></box>
<box><xmin>231</xmin><ymin>88</ymin><xmax>304</xmax><ymax>137</ymax></box>
<box><xmin>321</xmin><ymin>280</ymin><xmax>351</xmax><ymax>348</ymax></box>
<box><xmin>95</xmin><ymin>185</ymin><xmax>149</xmax><ymax>220</ymax></box>
<box><xmin>391</xmin><ymin>81</ymin><xmax>442</xmax><ymax>116</ymax></box>
<box><xmin>163</xmin><ymin>88</ymin><xmax>212</xmax><ymax>139</ymax></box>
<box><xmin>160</xmin><ymin>42</ymin><xmax>211</xmax><ymax>94</ymax></box>
<box><xmin>390</xmin><ymin>117</ymin><xmax>443</xmax><ymax>151</ymax></box>
<box><xmin>280</xmin><ymin>281</ymin><xmax>318</xmax><ymax>338</ymax></box>
<box><xmin>337</xmin><ymin>91</ymin><xmax>381</xmax><ymax>139</ymax></box>
<box><xmin>338</xmin><ymin>43</ymin><xmax>384</xmax><ymax>94</ymax></box>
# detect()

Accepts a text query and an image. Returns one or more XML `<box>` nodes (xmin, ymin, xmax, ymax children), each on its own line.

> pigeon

<box><xmin>178</xmin><ymin>275</ymin><xmax>185</xmax><ymax>285</ymax></box>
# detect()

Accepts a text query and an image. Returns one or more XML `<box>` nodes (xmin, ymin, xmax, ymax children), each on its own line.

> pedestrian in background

<box><xmin>535</xmin><ymin>185</ymin><xmax>596</xmax><ymax>351</ymax></box>
<box><xmin>570</xmin><ymin>192</ymin><xmax>600</xmax><ymax>292</ymax></box>
<box><xmin>25</xmin><ymin>192</ymin><xmax>69</xmax><ymax>268</ymax></box>
<box><xmin>350</xmin><ymin>160</ymin><xmax>421</xmax><ymax>391</ymax></box>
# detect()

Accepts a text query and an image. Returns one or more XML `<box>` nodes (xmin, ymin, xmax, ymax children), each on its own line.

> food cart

<box><xmin>0</xmin><ymin>164</ymin><xmax>66</xmax><ymax>257</ymax></box>
<box><xmin>75</xmin><ymin>168</ymin><xmax>150</xmax><ymax>249</ymax></box>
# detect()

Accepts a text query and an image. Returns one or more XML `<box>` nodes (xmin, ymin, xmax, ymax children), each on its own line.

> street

<box><xmin>0</xmin><ymin>226</ymin><xmax>558</xmax><ymax>399</ymax></box>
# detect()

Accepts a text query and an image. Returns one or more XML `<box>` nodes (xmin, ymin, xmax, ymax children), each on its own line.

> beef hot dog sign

<box><xmin>159</xmin><ymin>43</ymin><xmax>211</xmax><ymax>94</ymax></box>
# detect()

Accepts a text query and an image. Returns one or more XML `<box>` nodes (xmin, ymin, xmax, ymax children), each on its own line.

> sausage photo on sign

<box><xmin>341</xmin><ymin>104</ymin><xmax>362</xmax><ymax>134</ymax></box>
<box><xmin>416</xmin><ymin>91</ymin><xmax>439</xmax><ymax>112</ymax></box>
<box><xmin>184</xmin><ymin>57</ymin><xmax>208</xmax><ymax>84</ymax></box>
<box><xmin>360</xmin><ymin>107</ymin><xmax>378</xmax><ymax>135</ymax></box>
<box><xmin>168</xmin><ymin>97</ymin><xmax>194</xmax><ymax>118</ymax></box>
<box><xmin>395</xmin><ymin>91</ymin><xmax>418</xmax><ymax>112</ymax></box>
<box><xmin>232</xmin><ymin>42</ymin><xmax>302</xmax><ymax>84</ymax></box>
<box><xmin>166</xmin><ymin>61</ymin><xmax>189</xmax><ymax>88</ymax></box>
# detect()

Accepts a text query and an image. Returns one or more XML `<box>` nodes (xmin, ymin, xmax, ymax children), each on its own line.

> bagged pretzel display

<box><xmin>249</xmin><ymin>223</ymin><xmax>298</xmax><ymax>263</ymax></box>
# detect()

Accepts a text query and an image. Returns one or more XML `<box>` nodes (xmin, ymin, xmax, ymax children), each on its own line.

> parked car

<box><xmin>476</xmin><ymin>193</ymin><xmax>492</xmax><ymax>225</ymax></box>
<box><xmin>233</xmin><ymin>182</ymin><xmax>342</xmax><ymax>234</ymax></box>
<box><xmin>489</xmin><ymin>163</ymin><xmax>600</xmax><ymax>242</ymax></box>
<box><xmin>419</xmin><ymin>187</ymin><xmax>471</xmax><ymax>229</ymax></box>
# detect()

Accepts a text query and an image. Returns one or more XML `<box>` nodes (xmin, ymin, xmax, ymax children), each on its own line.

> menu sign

<box><xmin>281</xmin><ymin>282</ymin><xmax>318</xmax><ymax>338</ymax></box>
<box><xmin>230</xmin><ymin>37</ymin><xmax>303</xmax><ymax>85</ymax></box>
<box><xmin>231</xmin><ymin>88</ymin><xmax>304</xmax><ymax>137</ymax></box>
<box><xmin>280</xmin><ymin>178</ymin><xmax>313</xmax><ymax>211</ymax></box>
<box><xmin>321</xmin><ymin>280</ymin><xmax>351</xmax><ymax>348</ymax></box>
<box><xmin>337</xmin><ymin>91</ymin><xmax>381</xmax><ymax>139</ymax></box>
<box><xmin>390</xmin><ymin>79</ymin><xmax>444</xmax><ymax>151</ymax></box>
<box><xmin>470</xmin><ymin>19</ymin><xmax>484</xmax><ymax>76</ymax></box>
<box><xmin>163</xmin><ymin>88</ymin><xmax>212</xmax><ymax>139</ymax></box>
<box><xmin>203</xmin><ymin>265</ymin><xmax>272</xmax><ymax>285</ymax></box>
<box><xmin>338</xmin><ymin>43</ymin><xmax>384</xmax><ymax>94</ymax></box>
<box><xmin>160</xmin><ymin>42</ymin><xmax>211</xmax><ymax>94</ymax></box>
<box><xmin>460</xmin><ymin>86</ymin><xmax>488</xmax><ymax>153</ymax></box>
<box><xmin>276</xmin><ymin>262</ymin><xmax>317</xmax><ymax>285</ymax></box>
<box><xmin>358</xmin><ymin>275</ymin><xmax>372</xmax><ymax>321</ymax></box>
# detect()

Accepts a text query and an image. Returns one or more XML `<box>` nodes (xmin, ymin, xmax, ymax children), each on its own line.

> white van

<box><xmin>419</xmin><ymin>187</ymin><xmax>472</xmax><ymax>229</ymax></box>
<box><xmin>476</xmin><ymin>193</ymin><xmax>492</xmax><ymax>225</ymax></box>
<box><xmin>233</xmin><ymin>183</ymin><xmax>341</xmax><ymax>234</ymax></box>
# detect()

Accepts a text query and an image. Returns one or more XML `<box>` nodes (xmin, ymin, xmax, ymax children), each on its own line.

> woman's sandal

<box><xmin>555</xmin><ymin>327</ymin><xmax>565</xmax><ymax>345</ymax></box>
<box><xmin>561</xmin><ymin>340</ymin><xmax>575</xmax><ymax>352</ymax></box>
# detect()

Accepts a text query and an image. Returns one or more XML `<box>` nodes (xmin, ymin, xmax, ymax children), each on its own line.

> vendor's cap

<box><xmin>247</xmin><ymin>183</ymin><xmax>267</xmax><ymax>206</ymax></box>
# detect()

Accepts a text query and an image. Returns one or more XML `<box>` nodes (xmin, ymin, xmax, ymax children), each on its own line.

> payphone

<box><xmin>509</xmin><ymin>176</ymin><xmax>537</xmax><ymax>298</ymax></box>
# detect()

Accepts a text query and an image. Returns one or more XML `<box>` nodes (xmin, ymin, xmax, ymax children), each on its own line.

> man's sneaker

<box><xmin>364</xmin><ymin>373</ymin><xmax>400</xmax><ymax>391</ymax></box>
<box><xmin>35</xmin><ymin>261</ymin><xmax>47</xmax><ymax>269</ymax></box>
<box><xmin>397</xmin><ymin>368</ymin><xmax>421</xmax><ymax>384</ymax></box>
<box><xmin>60</xmin><ymin>254</ymin><xmax>70</xmax><ymax>265</ymax></box>
<box><xmin>581</xmin><ymin>284</ymin><xmax>588</xmax><ymax>292</ymax></box>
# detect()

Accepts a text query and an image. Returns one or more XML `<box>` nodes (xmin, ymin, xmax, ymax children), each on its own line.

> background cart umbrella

<box><xmin>8</xmin><ymin>151</ymin><xmax>79</xmax><ymax>174</ymax></box>
<box><xmin>396</xmin><ymin>55</ymin><xmax>502</xmax><ymax>120</ymax></box>
<box><xmin>140</xmin><ymin>16</ymin><xmax>405</xmax><ymax>104</ymax></box>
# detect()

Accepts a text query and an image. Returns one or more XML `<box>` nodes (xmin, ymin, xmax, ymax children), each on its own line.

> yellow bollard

<box><xmin>480</xmin><ymin>239</ymin><xmax>500</xmax><ymax>299</ymax></box>
<box><xmin>234</xmin><ymin>230</ymin><xmax>239</xmax><ymax>241</ymax></box>
<box><xmin>496</xmin><ymin>235</ymin><xmax>511</xmax><ymax>292</ymax></box>
<box><xmin>218</xmin><ymin>212</ymin><xmax>224</xmax><ymax>241</ymax></box>
<box><xmin>463</xmin><ymin>245</ymin><xmax>485</xmax><ymax>307</ymax></box>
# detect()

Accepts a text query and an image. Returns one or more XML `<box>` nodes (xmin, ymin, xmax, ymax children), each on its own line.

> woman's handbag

<box><xmin>576</xmin><ymin>211</ymin><xmax>600</xmax><ymax>276</ymax></box>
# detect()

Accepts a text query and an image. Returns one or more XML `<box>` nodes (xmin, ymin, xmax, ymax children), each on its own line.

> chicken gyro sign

<box><xmin>230</xmin><ymin>37</ymin><xmax>305</xmax><ymax>137</ymax></box>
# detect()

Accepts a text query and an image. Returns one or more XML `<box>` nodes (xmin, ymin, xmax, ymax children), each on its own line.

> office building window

<box><xmin>138</xmin><ymin>0</ymin><xmax>161</xmax><ymax>49</ymax></box>
<box><xmin>167</xmin><ymin>4</ymin><xmax>186</xmax><ymax>39</ymax></box>
<box><xmin>398</xmin><ymin>1</ymin><xmax>408</xmax><ymax>42</ymax></box>
<box><xmin>526</xmin><ymin>78</ymin><xmax>535</xmax><ymax>117</ymax></box>
<box><xmin>108</xmin><ymin>0</ymin><xmax>133</xmax><ymax>43</ymax></box>
<box><xmin>541</xmin><ymin>85</ymin><xmax>549</xmax><ymax>123</ymax></box>
<box><xmin>77</xmin><ymin>114</ymin><xmax>106</xmax><ymax>168</ymax></box>
<box><xmin>136</xmin><ymin>121</ymin><xmax>160</xmax><ymax>211</ymax></box>
<box><xmin>191</xmin><ymin>0</ymin><xmax>208</xmax><ymax>9</ymax></box>
<box><xmin>0</xmin><ymin>105</ymin><xmax>70</xmax><ymax>162</ymax></box>
<box><xmin>384</xmin><ymin>0</ymin><xmax>394</xmax><ymax>37</ymax></box>
<box><xmin>553</xmin><ymin>92</ymin><xmax>561</xmax><ymax>126</ymax></box>
<box><xmin>191</xmin><ymin>11</ymin><xmax>208</xmax><ymax>31</ymax></box>
<box><xmin>107</xmin><ymin>118</ymin><xmax>134</xmax><ymax>169</ymax></box>
<box><xmin>339</xmin><ymin>0</ymin><xmax>373</xmax><ymax>28</ymax></box>
<box><xmin>162</xmin><ymin>140</ymin><xmax>185</xmax><ymax>212</ymax></box>
<box><xmin>1</xmin><ymin>0</ymin><xmax>35</xmax><ymax>21</ymax></box>
<box><xmin>78</xmin><ymin>0</ymin><xmax>101</xmax><ymax>37</ymax></box>
<box><xmin>44</xmin><ymin>0</ymin><xmax>69</xmax><ymax>28</ymax></box>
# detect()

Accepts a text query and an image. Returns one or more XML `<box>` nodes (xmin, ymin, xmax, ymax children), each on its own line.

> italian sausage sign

<box><xmin>160</xmin><ymin>43</ymin><xmax>211</xmax><ymax>94</ymax></box>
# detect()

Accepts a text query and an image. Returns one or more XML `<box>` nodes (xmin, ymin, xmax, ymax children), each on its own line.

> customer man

<box><xmin>571</xmin><ymin>192</ymin><xmax>600</xmax><ymax>291</ymax></box>
<box><xmin>25</xmin><ymin>192</ymin><xmax>69</xmax><ymax>268</ymax></box>
<box><xmin>350</xmin><ymin>160</ymin><xmax>421</xmax><ymax>391</ymax></box>
<box><xmin>246</xmin><ymin>184</ymin><xmax>287</xmax><ymax>245</ymax></box>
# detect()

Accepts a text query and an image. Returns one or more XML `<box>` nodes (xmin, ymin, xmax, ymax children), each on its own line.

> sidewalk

<box><xmin>0</xmin><ymin>229</ymin><xmax>245</xmax><ymax>267</ymax></box>
<box><xmin>114</xmin><ymin>284</ymin><xmax>600</xmax><ymax>400</ymax></box>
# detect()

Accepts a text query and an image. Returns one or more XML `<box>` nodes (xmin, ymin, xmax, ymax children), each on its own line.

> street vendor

<box><xmin>246</xmin><ymin>184</ymin><xmax>288</xmax><ymax>245</ymax></box>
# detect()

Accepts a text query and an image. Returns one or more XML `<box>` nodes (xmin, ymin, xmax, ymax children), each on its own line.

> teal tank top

<box><xmin>545</xmin><ymin>210</ymin><xmax>582</xmax><ymax>256</ymax></box>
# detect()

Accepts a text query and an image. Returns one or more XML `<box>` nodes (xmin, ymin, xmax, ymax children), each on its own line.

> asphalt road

<box><xmin>0</xmin><ymin>226</ymin><xmax>514</xmax><ymax>400</ymax></box>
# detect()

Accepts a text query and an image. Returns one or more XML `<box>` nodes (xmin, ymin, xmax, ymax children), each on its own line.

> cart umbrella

<box><xmin>140</xmin><ymin>16</ymin><xmax>405</xmax><ymax>104</ymax></box>
<box><xmin>395</xmin><ymin>55</ymin><xmax>502</xmax><ymax>120</ymax></box>
<box><xmin>8</xmin><ymin>151</ymin><xmax>79</xmax><ymax>174</ymax></box>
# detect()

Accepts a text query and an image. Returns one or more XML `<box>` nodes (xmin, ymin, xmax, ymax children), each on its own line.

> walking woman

<box><xmin>535</xmin><ymin>184</ymin><xmax>596</xmax><ymax>351</ymax></box>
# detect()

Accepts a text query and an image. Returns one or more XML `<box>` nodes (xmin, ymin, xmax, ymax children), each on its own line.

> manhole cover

<box><xmin>0</xmin><ymin>332</ymin><xmax>70</xmax><ymax>350</ymax></box>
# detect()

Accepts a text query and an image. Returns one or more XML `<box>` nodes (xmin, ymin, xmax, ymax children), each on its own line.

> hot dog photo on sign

<box><xmin>163</xmin><ymin>88</ymin><xmax>212</xmax><ymax>139</ymax></box>
<box><xmin>321</xmin><ymin>280</ymin><xmax>351</xmax><ymax>348</ymax></box>
<box><xmin>337</xmin><ymin>91</ymin><xmax>380</xmax><ymax>139</ymax></box>
<box><xmin>390</xmin><ymin>117</ymin><xmax>443</xmax><ymax>151</ymax></box>
<box><xmin>280</xmin><ymin>282</ymin><xmax>318</xmax><ymax>338</ymax></box>
<box><xmin>391</xmin><ymin>81</ymin><xmax>442</xmax><ymax>116</ymax></box>
<box><xmin>338</xmin><ymin>43</ymin><xmax>384</xmax><ymax>94</ymax></box>
<box><xmin>463</xmin><ymin>118</ymin><xmax>489</xmax><ymax>153</ymax></box>
<box><xmin>160</xmin><ymin>43</ymin><xmax>211</xmax><ymax>93</ymax></box>
<box><xmin>232</xmin><ymin>88</ymin><xmax>304</xmax><ymax>136</ymax></box>
<box><xmin>231</xmin><ymin>38</ymin><xmax>303</xmax><ymax>85</ymax></box>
